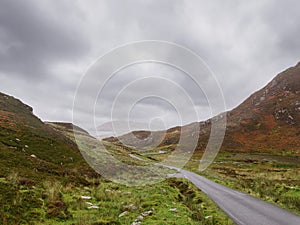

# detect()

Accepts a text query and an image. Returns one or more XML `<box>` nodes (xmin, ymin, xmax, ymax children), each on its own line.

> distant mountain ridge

<box><xmin>0</xmin><ymin>61</ymin><xmax>299</xmax><ymax>184</ymax></box>
<box><xmin>105</xmin><ymin>62</ymin><xmax>300</xmax><ymax>155</ymax></box>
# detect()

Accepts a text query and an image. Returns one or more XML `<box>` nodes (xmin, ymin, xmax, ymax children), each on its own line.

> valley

<box><xmin>0</xmin><ymin>62</ymin><xmax>299</xmax><ymax>224</ymax></box>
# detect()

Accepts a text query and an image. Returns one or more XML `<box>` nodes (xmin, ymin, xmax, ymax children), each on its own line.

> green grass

<box><xmin>185</xmin><ymin>152</ymin><xmax>300</xmax><ymax>216</ymax></box>
<box><xmin>0</xmin><ymin>172</ymin><xmax>233</xmax><ymax>225</ymax></box>
<box><xmin>0</xmin><ymin>94</ymin><xmax>234</xmax><ymax>225</ymax></box>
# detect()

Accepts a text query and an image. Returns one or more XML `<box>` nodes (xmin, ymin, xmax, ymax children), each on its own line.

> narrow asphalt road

<box><xmin>175</xmin><ymin>169</ymin><xmax>300</xmax><ymax>225</ymax></box>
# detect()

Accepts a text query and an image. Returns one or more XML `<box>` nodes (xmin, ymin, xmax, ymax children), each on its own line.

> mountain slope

<box><xmin>224</xmin><ymin>62</ymin><xmax>300</xmax><ymax>153</ymax></box>
<box><xmin>0</xmin><ymin>92</ymin><xmax>97</xmax><ymax>183</ymax></box>
<box><xmin>105</xmin><ymin>62</ymin><xmax>300</xmax><ymax>156</ymax></box>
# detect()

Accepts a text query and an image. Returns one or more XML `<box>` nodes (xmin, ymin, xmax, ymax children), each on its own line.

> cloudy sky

<box><xmin>0</xmin><ymin>0</ymin><xmax>299</xmax><ymax>134</ymax></box>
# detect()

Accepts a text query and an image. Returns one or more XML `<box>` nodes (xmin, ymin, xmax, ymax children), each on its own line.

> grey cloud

<box><xmin>0</xmin><ymin>0</ymin><xmax>299</xmax><ymax>133</ymax></box>
<box><xmin>0</xmin><ymin>0</ymin><xmax>89</xmax><ymax>79</ymax></box>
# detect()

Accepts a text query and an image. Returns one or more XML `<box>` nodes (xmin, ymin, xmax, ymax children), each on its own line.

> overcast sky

<box><xmin>0</xmin><ymin>0</ymin><xmax>299</xmax><ymax>134</ymax></box>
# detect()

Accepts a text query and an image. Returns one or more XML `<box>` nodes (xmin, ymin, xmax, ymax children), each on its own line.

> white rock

<box><xmin>169</xmin><ymin>208</ymin><xmax>177</xmax><ymax>212</ymax></box>
<box><xmin>25</xmin><ymin>145</ymin><xmax>29</xmax><ymax>148</ymax></box>
<box><xmin>141</xmin><ymin>210</ymin><xmax>153</xmax><ymax>217</ymax></box>
<box><xmin>30</xmin><ymin>154</ymin><xmax>37</xmax><ymax>158</ymax></box>
<box><xmin>131</xmin><ymin>222</ymin><xmax>141</xmax><ymax>225</ymax></box>
<box><xmin>81</xmin><ymin>195</ymin><xmax>92</xmax><ymax>200</ymax></box>
<box><xmin>136</xmin><ymin>215</ymin><xmax>144</xmax><ymax>221</ymax></box>
<box><xmin>205</xmin><ymin>215</ymin><xmax>213</xmax><ymax>219</ymax></box>
<box><xmin>118</xmin><ymin>211</ymin><xmax>129</xmax><ymax>218</ymax></box>
<box><xmin>87</xmin><ymin>205</ymin><xmax>99</xmax><ymax>209</ymax></box>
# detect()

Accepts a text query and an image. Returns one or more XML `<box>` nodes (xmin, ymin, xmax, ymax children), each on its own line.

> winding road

<box><xmin>173</xmin><ymin>169</ymin><xmax>300</xmax><ymax>225</ymax></box>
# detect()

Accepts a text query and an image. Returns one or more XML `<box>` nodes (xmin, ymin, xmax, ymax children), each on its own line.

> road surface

<box><xmin>174</xmin><ymin>169</ymin><xmax>300</xmax><ymax>225</ymax></box>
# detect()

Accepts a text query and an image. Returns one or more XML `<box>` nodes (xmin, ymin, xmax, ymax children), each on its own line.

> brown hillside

<box><xmin>105</xmin><ymin>62</ymin><xmax>300</xmax><ymax>155</ymax></box>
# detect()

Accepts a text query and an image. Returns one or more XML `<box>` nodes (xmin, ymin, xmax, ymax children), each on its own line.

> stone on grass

<box><xmin>131</xmin><ymin>222</ymin><xmax>141</xmax><ymax>225</ymax></box>
<box><xmin>136</xmin><ymin>215</ymin><xmax>144</xmax><ymax>221</ymax></box>
<box><xmin>123</xmin><ymin>204</ymin><xmax>138</xmax><ymax>211</ymax></box>
<box><xmin>88</xmin><ymin>205</ymin><xmax>99</xmax><ymax>209</ymax></box>
<box><xmin>141</xmin><ymin>210</ymin><xmax>153</xmax><ymax>217</ymax></box>
<box><xmin>118</xmin><ymin>211</ymin><xmax>129</xmax><ymax>218</ymax></box>
<box><xmin>81</xmin><ymin>195</ymin><xmax>92</xmax><ymax>200</ymax></box>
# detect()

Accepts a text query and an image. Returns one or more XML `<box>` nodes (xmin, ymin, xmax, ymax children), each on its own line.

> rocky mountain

<box><xmin>105</xmin><ymin>62</ymin><xmax>300</xmax><ymax>156</ymax></box>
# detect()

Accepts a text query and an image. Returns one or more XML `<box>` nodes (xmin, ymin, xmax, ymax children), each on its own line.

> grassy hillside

<box><xmin>0</xmin><ymin>92</ymin><xmax>233</xmax><ymax>224</ymax></box>
<box><xmin>0</xmin><ymin>93</ymin><xmax>97</xmax><ymax>183</ymax></box>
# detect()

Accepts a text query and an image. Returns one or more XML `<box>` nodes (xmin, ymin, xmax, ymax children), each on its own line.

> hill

<box><xmin>105</xmin><ymin>62</ymin><xmax>300</xmax><ymax>156</ymax></box>
<box><xmin>223</xmin><ymin>62</ymin><xmax>300</xmax><ymax>153</ymax></box>
<box><xmin>0</xmin><ymin>92</ymin><xmax>233</xmax><ymax>225</ymax></box>
<box><xmin>0</xmin><ymin>92</ymin><xmax>97</xmax><ymax>183</ymax></box>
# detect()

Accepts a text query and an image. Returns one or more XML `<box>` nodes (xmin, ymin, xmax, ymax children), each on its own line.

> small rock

<box><xmin>131</xmin><ymin>222</ymin><xmax>141</xmax><ymax>225</ymax></box>
<box><xmin>25</xmin><ymin>145</ymin><xmax>28</xmax><ymax>148</ymax></box>
<box><xmin>123</xmin><ymin>204</ymin><xmax>138</xmax><ymax>211</ymax></box>
<box><xmin>136</xmin><ymin>215</ymin><xmax>144</xmax><ymax>221</ymax></box>
<box><xmin>158</xmin><ymin>150</ymin><xmax>166</xmax><ymax>154</ymax></box>
<box><xmin>88</xmin><ymin>205</ymin><xmax>99</xmax><ymax>209</ymax></box>
<box><xmin>205</xmin><ymin>215</ymin><xmax>213</xmax><ymax>219</ymax></box>
<box><xmin>30</xmin><ymin>154</ymin><xmax>37</xmax><ymax>158</ymax></box>
<box><xmin>16</xmin><ymin>138</ymin><xmax>20</xmax><ymax>142</ymax></box>
<box><xmin>169</xmin><ymin>208</ymin><xmax>177</xmax><ymax>212</ymax></box>
<box><xmin>141</xmin><ymin>210</ymin><xmax>153</xmax><ymax>217</ymax></box>
<box><xmin>81</xmin><ymin>195</ymin><xmax>92</xmax><ymax>200</ymax></box>
<box><xmin>85</xmin><ymin>202</ymin><xmax>93</xmax><ymax>205</ymax></box>
<box><xmin>123</xmin><ymin>191</ymin><xmax>132</xmax><ymax>195</ymax></box>
<box><xmin>118</xmin><ymin>211</ymin><xmax>129</xmax><ymax>218</ymax></box>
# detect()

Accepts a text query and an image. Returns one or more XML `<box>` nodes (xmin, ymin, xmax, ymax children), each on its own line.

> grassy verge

<box><xmin>185</xmin><ymin>152</ymin><xmax>300</xmax><ymax>216</ymax></box>
<box><xmin>0</xmin><ymin>172</ymin><xmax>234</xmax><ymax>225</ymax></box>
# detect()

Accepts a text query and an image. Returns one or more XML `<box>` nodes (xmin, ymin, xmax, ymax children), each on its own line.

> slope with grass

<box><xmin>0</xmin><ymin>92</ymin><xmax>97</xmax><ymax>183</ymax></box>
<box><xmin>0</xmin><ymin>92</ymin><xmax>234</xmax><ymax>224</ymax></box>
